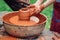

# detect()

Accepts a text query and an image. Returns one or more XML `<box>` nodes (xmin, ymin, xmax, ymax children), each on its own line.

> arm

<box><xmin>39</xmin><ymin>0</ymin><xmax>55</xmax><ymax>11</ymax></box>
<box><xmin>34</xmin><ymin>0</ymin><xmax>43</xmax><ymax>6</ymax></box>
<box><xmin>43</xmin><ymin>0</ymin><xmax>55</xmax><ymax>8</ymax></box>
<box><xmin>32</xmin><ymin>0</ymin><xmax>55</xmax><ymax>13</ymax></box>
<box><xmin>34</xmin><ymin>0</ymin><xmax>55</xmax><ymax>15</ymax></box>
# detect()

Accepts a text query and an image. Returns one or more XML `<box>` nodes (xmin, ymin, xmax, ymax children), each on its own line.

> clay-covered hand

<box><xmin>26</xmin><ymin>4</ymin><xmax>39</xmax><ymax>15</ymax></box>
<box><xmin>52</xmin><ymin>32</ymin><xmax>60</xmax><ymax>40</ymax></box>
<box><xmin>26</xmin><ymin>0</ymin><xmax>43</xmax><ymax>15</ymax></box>
<box><xmin>26</xmin><ymin>5</ymin><xmax>43</xmax><ymax>16</ymax></box>
<box><xmin>33</xmin><ymin>0</ymin><xmax>44</xmax><ymax>14</ymax></box>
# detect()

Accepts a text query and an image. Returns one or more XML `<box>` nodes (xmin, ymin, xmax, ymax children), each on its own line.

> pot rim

<box><xmin>2</xmin><ymin>11</ymin><xmax>47</xmax><ymax>27</ymax></box>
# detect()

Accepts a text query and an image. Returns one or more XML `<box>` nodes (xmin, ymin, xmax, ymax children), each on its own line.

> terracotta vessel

<box><xmin>2</xmin><ymin>11</ymin><xmax>47</xmax><ymax>38</ymax></box>
<box><xmin>18</xmin><ymin>5</ymin><xmax>37</xmax><ymax>21</ymax></box>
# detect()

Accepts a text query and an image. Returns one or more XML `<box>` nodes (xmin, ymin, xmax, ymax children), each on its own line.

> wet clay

<box><xmin>3</xmin><ymin>12</ymin><xmax>46</xmax><ymax>27</ymax></box>
<box><xmin>9</xmin><ymin>15</ymin><xmax>39</xmax><ymax>26</ymax></box>
<box><xmin>8</xmin><ymin>5</ymin><xmax>39</xmax><ymax>26</ymax></box>
<box><xmin>18</xmin><ymin>5</ymin><xmax>37</xmax><ymax>21</ymax></box>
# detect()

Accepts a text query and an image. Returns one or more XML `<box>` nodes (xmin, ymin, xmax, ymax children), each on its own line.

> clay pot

<box><xmin>2</xmin><ymin>11</ymin><xmax>47</xmax><ymax>38</ymax></box>
<box><xmin>19</xmin><ymin>8</ymin><xmax>30</xmax><ymax>20</ymax></box>
<box><xmin>18</xmin><ymin>5</ymin><xmax>36</xmax><ymax>21</ymax></box>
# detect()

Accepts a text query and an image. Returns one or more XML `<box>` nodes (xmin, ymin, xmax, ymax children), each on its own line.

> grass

<box><xmin>0</xmin><ymin>0</ymin><xmax>53</xmax><ymax>30</ymax></box>
<box><xmin>42</xmin><ymin>5</ymin><xmax>53</xmax><ymax>30</ymax></box>
<box><xmin>0</xmin><ymin>0</ymin><xmax>12</xmax><ymax>11</ymax></box>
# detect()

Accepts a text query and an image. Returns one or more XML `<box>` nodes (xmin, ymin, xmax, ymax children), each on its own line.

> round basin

<box><xmin>2</xmin><ymin>11</ymin><xmax>47</xmax><ymax>38</ymax></box>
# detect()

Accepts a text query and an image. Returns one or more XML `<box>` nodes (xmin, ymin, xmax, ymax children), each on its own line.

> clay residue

<box><xmin>3</xmin><ymin>13</ymin><xmax>47</xmax><ymax>27</ymax></box>
<box><xmin>9</xmin><ymin>15</ymin><xmax>39</xmax><ymax>26</ymax></box>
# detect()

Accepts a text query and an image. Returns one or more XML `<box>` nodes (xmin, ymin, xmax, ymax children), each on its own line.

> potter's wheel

<box><xmin>9</xmin><ymin>15</ymin><xmax>39</xmax><ymax>26</ymax></box>
<box><xmin>2</xmin><ymin>11</ymin><xmax>47</xmax><ymax>27</ymax></box>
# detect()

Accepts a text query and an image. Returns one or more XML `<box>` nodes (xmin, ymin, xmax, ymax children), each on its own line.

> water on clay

<box><xmin>9</xmin><ymin>15</ymin><xmax>40</xmax><ymax>26</ymax></box>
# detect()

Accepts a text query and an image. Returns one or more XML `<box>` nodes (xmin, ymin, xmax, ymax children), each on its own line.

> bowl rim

<box><xmin>2</xmin><ymin>11</ymin><xmax>47</xmax><ymax>27</ymax></box>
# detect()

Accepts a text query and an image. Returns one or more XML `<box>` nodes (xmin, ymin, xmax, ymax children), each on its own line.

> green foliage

<box><xmin>0</xmin><ymin>0</ymin><xmax>12</xmax><ymax>11</ymax></box>
<box><xmin>42</xmin><ymin>4</ymin><xmax>53</xmax><ymax>30</ymax></box>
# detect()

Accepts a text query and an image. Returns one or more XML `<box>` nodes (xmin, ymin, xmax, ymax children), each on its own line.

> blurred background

<box><xmin>0</xmin><ymin>0</ymin><xmax>53</xmax><ymax>30</ymax></box>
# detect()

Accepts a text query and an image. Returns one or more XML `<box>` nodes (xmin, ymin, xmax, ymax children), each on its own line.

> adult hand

<box><xmin>33</xmin><ymin>0</ymin><xmax>44</xmax><ymax>13</ymax></box>
<box><xmin>52</xmin><ymin>32</ymin><xmax>60</xmax><ymax>40</ymax></box>
<box><xmin>26</xmin><ymin>0</ymin><xmax>43</xmax><ymax>15</ymax></box>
